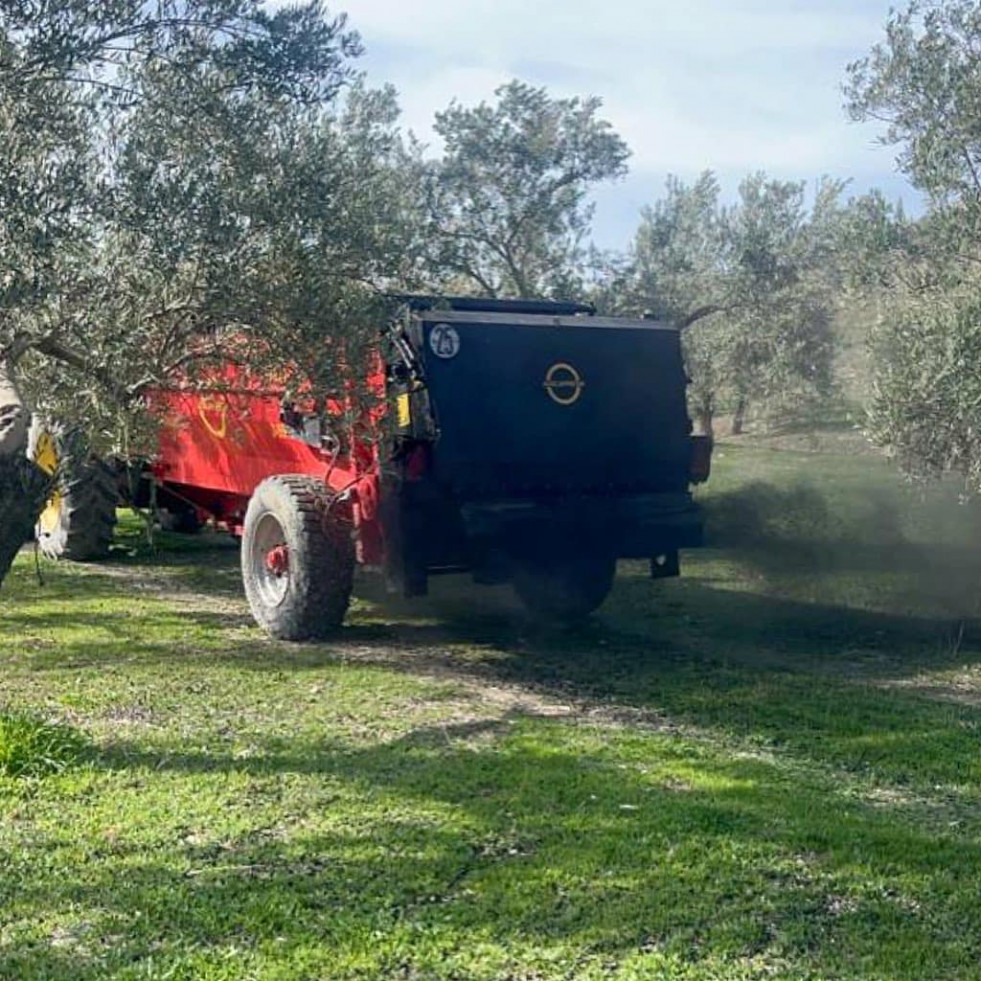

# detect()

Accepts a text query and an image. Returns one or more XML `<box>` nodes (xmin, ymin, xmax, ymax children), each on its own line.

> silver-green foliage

<box><xmin>868</xmin><ymin>286</ymin><xmax>981</xmax><ymax>489</ymax></box>
<box><xmin>845</xmin><ymin>0</ymin><xmax>981</xmax><ymax>209</ymax></box>
<box><xmin>424</xmin><ymin>80</ymin><xmax>630</xmax><ymax>298</ymax></box>
<box><xmin>0</xmin><ymin>2</ymin><xmax>411</xmax><ymax>453</ymax></box>
<box><xmin>620</xmin><ymin>171</ymin><xmax>844</xmax><ymax>434</ymax></box>
<box><xmin>847</xmin><ymin>0</ymin><xmax>981</xmax><ymax>487</ymax></box>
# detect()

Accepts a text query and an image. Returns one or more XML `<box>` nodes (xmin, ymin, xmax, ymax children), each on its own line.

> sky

<box><xmin>334</xmin><ymin>0</ymin><xmax>913</xmax><ymax>249</ymax></box>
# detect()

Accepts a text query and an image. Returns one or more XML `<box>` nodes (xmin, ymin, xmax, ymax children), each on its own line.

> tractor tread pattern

<box><xmin>54</xmin><ymin>456</ymin><xmax>118</xmax><ymax>561</ymax></box>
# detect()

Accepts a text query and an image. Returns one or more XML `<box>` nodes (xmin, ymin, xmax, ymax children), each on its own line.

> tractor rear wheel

<box><xmin>513</xmin><ymin>554</ymin><xmax>617</xmax><ymax>623</ymax></box>
<box><xmin>28</xmin><ymin>419</ymin><xmax>118</xmax><ymax>561</ymax></box>
<box><xmin>241</xmin><ymin>475</ymin><xmax>355</xmax><ymax>640</ymax></box>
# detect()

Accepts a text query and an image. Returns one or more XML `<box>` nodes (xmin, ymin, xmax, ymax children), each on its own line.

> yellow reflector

<box><xmin>34</xmin><ymin>430</ymin><xmax>62</xmax><ymax>533</ymax></box>
<box><xmin>396</xmin><ymin>393</ymin><xmax>411</xmax><ymax>428</ymax></box>
<box><xmin>34</xmin><ymin>431</ymin><xmax>58</xmax><ymax>475</ymax></box>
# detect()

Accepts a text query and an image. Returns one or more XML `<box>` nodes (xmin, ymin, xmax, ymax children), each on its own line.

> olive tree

<box><xmin>0</xmin><ymin>2</ymin><xmax>410</xmax><ymax>585</ymax></box>
<box><xmin>621</xmin><ymin>172</ymin><xmax>843</xmax><ymax>436</ymax></box>
<box><xmin>845</xmin><ymin>0</ymin><xmax>981</xmax><ymax>489</ymax></box>
<box><xmin>423</xmin><ymin>80</ymin><xmax>630</xmax><ymax>298</ymax></box>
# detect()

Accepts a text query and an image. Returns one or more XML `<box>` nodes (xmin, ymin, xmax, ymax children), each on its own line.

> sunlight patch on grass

<box><xmin>5</xmin><ymin>445</ymin><xmax>981</xmax><ymax>977</ymax></box>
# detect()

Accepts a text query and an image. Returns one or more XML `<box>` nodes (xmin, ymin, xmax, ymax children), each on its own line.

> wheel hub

<box><xmin>265</xmin><ymin>544</ymin><xmax>289</xmax><ymax>576</ymax></box>
<box><xmin>249</xmin><ymin>511</ymin><xmax>291</xmax><ymax>607</ymax></box>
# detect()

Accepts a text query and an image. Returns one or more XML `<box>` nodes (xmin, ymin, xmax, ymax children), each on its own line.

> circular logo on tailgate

<box><xmin>429</xmin><ymin>323</ymin><xmax>460</xmax><ymax>359</ymax></box>
<box><xmin>543</xmin><ymin>362</ymin><xmax>584</xmax><ymax>405</ymax></box>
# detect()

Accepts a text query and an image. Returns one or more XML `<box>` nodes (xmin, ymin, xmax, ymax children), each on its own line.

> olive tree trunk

<box><xmin>0</xmin><ymin>362</ymin><xmax>49</xmax><ymax>588</ymax></box>
<box><xmin>696</xmin><ymin>408</ymin><xmax>715</xmax><ymax>439</ymax></box>
<box><xmin>731</xmin><ymin>395</ymin><xmax>748</xmax><ymax>436</ymax></box>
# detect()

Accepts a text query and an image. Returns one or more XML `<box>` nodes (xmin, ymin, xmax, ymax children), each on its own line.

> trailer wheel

<box><xmin>28</xmin><ymin>419</ymin><xmax>118</xmax><ymax>561</ymax></box>
<box><xmin>241</xmin><ymin>475</ymin><xmax>354</xmax><ymax>640</ymax></box>
<box><xmin>513</xmin><ymin>554</ymin><xmax>617</xmax><ymax>623</ymax></box>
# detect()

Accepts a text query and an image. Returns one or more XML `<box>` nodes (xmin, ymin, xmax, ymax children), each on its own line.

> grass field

<box><xmin>4</xmin><ymin>444</ymin><xmax>981</xmax><ymax>980</ymax></box>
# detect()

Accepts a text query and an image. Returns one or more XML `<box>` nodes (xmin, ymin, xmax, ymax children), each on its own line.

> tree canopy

<box><xmin>0</xmin><ymin>1</ymin><xmax>412</xmax><ymax>448</ymax></box>
<box><xmin>845</xmin><ymin>0</ymin><xmax>981</xmax><ymax>213</ymax></box>
<box><xmin>423</xmin><ymin>80</ymin><xmax>629</xmax><ymax>298</ymax></box>
<box><xmin>614</xmin><ymin>172</ymin><xmax>846</xmax><ymax>435</ymax></box>
<box><xmin>847</xmin><ymin>0</ymin><xmax>981</xmax><ymax>490</ymax></box>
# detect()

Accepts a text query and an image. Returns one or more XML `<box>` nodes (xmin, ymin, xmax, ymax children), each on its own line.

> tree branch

<box><xmin>31</xmin><ymin>337</ymin><xmax>133</xmax><ymax>405</ymax></box>
<box><xmin>680</xmin><ymin>304</ymin><xmax>730</xmax><ymax>329</ymax></box>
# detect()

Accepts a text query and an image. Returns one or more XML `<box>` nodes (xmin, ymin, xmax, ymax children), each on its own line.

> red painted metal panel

<box><xmin>154</xmin><ymin>388</ymin><xmax>339</xmax><ymax>497</ymax></box>
<box><xmin>148</xmin><ymin>358</ymin><xmax>389</xmax><ymax>565</ymax></box>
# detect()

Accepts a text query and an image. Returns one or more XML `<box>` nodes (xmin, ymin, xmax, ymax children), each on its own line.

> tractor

<box><xmin>31</xmin><ymin>296</ymin><xmax>711</xmax><ymax>638</ymax></box>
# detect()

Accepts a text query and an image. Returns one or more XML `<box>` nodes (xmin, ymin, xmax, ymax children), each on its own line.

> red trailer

<box><xmin>33</xmin><ymin>296</ymin><xmax>711</xmax><ymax>638</ymax></box>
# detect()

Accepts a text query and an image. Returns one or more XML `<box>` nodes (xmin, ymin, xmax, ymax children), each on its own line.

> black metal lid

<box><xmin>388</xmin><ymin>293</ymin><xmax>596</xmax><ymax>317</ymax></box>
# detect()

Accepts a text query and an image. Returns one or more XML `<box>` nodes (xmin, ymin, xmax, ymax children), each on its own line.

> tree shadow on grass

<box><xmin>8</xmin><ymin>535</ymin><xmax>981</xmax><ymax>975</ymax></box>
<box><xmin>11</xmin><ymin>477</ymin><xmax>981</xmax><ymax>680</ymax></box>
<box><xmin>9</xmin><ymin>525</ymin><xmax>981</xmax><ymax>801</ymax></box>
<box><xmin>6</xmin><ymin>561</ymin><xmax>975</xmax><ymax>676</ymax></box>
<box><xmin>8</xmin><ymin>562</ymin><xmax>981</xmax><ymax>797</ymax></box>
<box><xmin>5</xmin><ymin>719</ymin><xmax>981</xmax><ymax>979</ymax></box>
<box><xmin>9</xmin><ymin>532</ymin><xmax>981</xmax><ymax>682</ymax></box>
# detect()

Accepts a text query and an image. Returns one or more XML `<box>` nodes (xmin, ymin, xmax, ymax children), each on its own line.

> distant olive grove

<box><xmin>0</xmin><ymin>0</ymin><xmax>976</xmax><ymax>585</ymax></box>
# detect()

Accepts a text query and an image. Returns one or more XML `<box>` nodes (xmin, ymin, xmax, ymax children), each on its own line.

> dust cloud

<box><xmin>700</xmin><ymin>478</ymin><xmax>981</xmax><ymax>623</ymax></box>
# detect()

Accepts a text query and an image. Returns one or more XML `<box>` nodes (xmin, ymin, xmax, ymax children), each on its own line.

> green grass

<box><xmin>0</xmin><ymin>711</ymin><xmax>90</xmax><ymax>779</ymax></box>
<box><xmin>4</xmin><ymin>445</ymin><xmax>981</xmax><ymax>978</ymax></box>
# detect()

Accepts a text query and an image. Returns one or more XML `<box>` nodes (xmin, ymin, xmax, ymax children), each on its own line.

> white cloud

<box><xmin>343</xmin><ymin>1</ymin><xmax>892</xmax><ymax>160</ymax></box>
<box><xmin>392</xmin><ymin>65</ymin><xmax>512</xmax><ymax>147</ymax></box>
<box><xmin>343</xmin><ymin>0</ymin><xmax>882</xmax><ymax>56</ymax></box>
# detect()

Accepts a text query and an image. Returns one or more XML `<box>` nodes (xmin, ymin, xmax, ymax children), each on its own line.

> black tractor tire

<box><xmin>27</xmin><ymin>418</ymin><xmax>118</xmax><ymax>561</ymax></box>
<box><xmin>241</xmin><ymin>475</ymin><xmax>355</xmax><ymax>640</ymax></box>
<box><xmin>513</xmin><ymin>554</ymin><xmax>617</xmax><ymax>623</ymax></box>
